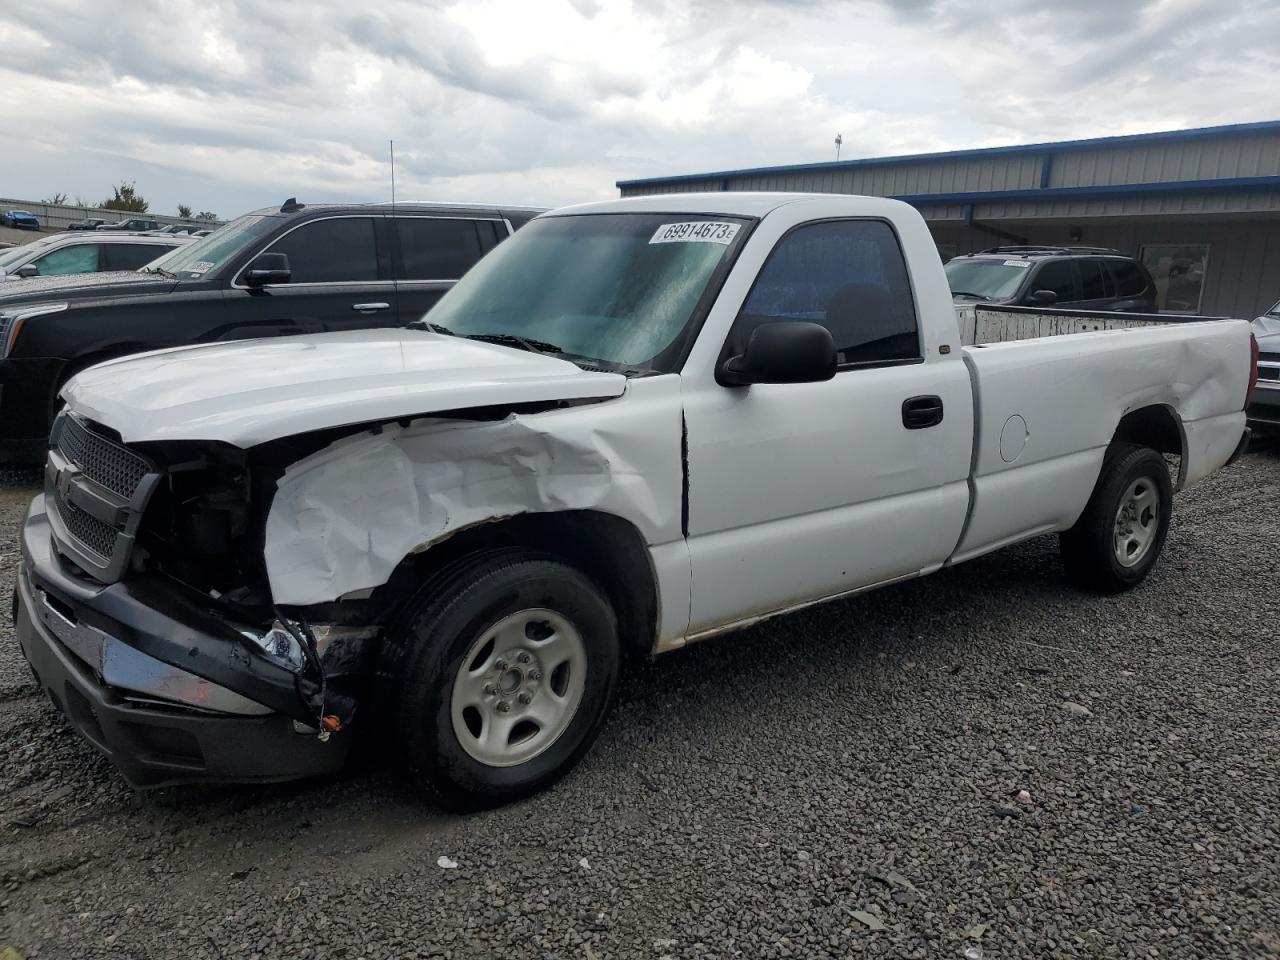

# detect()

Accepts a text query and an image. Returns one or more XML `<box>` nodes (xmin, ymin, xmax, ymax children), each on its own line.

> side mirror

<box><xmin>244</xmin><ymin>252</ymin><xmax>291</xmax><ymax>287</ymax></box>
<box><xmin>718</xmin><ymin>321</ymin><xmax>837</xmax><ymax>387</ymax></box>
<box><xmin>15</xmin><ymin>264</ymin><xmax>39</xmax><ymax>278</ymax></box>
<box><xmin>1027</xmin><ymin>288</ymin><xmax>1057</xmax><ymax>306</ymax></box>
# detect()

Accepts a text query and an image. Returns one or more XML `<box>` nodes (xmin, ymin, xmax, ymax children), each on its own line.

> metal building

<box><xmin>617</xmin><ymin>120</ymin><xmax>1280</xmax><ymax>318</ymax></box>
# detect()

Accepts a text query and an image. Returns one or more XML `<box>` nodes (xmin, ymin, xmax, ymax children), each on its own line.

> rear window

<box><xmin>105</xmin><ymin>243</ymin><xmax>175</xmax><ymax>271</ymax></box>
<box><xmin>1078</xmin><ymin>259</ymin><xmax>1112</xmax><ymax>299</ymax></box>
<box><xmin>395</xmin><ymin>217</ymin><xmax>489</xmax><ymax>280</ymax></box>
<box><xmin>1109</xmin><ymin>260</ymin><xmax>1149</xmax><ymax>297</ymax></box>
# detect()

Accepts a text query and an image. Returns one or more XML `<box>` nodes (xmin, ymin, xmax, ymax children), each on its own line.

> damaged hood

<box><xmin>61</xmin><ymin>328</ymin><xmax>627</xmax><ymax>447</ymax></box>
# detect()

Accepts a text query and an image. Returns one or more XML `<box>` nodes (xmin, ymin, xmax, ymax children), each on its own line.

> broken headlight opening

<box><xmin>241</xmin><ymin>619</ymin><xmax>308</xmax><ymax>672</ymax></box>
<box><xmin>242</xmin><ymin>616</ymin><xmax>372</xmax><ymax>739</ymax></box>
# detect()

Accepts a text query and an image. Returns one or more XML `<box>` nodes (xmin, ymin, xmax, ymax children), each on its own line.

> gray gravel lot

<box><xmin>1</xmin><ymin>444</ymin><xmax>1278</xmax><ymax>959</ymax></box>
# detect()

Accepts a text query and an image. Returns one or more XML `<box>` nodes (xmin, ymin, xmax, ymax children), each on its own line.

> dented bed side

<box><xmin>951</xmin><ymin>317</ymin><xmax>1252</xmax><ymax>563</ymax></box>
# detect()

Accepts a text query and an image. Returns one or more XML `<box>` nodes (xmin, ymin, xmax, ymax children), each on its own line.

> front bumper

<box><xmin>14</xmin><ymin>495</ymin><xmax>350</xmax><ymax>788</ymax></box>
<box><xmin>1247</xmin><ymin>383</ymin><xmax>1280</xmax><ymax>437</ymax></box>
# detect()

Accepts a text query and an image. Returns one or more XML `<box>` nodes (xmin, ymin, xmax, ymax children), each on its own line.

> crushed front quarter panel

<box><xmin>263</xmin><ymin>376</ymin><xmax>686</xmax><ymax>606</ymax></box>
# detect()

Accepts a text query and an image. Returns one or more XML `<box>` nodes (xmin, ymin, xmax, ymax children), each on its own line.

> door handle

<box><xmin>902</xmin><ymin>395</ymin><xmax>944</xmax><ymax>429</ymax></box>
<box><xmin>352</xmin><ymin>302</ymin><xmax>391</xmax><ymax>312</ymax></box>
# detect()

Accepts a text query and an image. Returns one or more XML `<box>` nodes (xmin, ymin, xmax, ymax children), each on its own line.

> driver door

<box><xmin>682</xmin><ymin>218</ymin><xmax>973</xmax><ymax>636</ymax></box>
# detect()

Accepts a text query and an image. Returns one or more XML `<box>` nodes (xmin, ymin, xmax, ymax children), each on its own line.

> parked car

<box><xmin>150</xmin><ymin>223</ymin><xmax>204</xmax><ymax>235</ymax></box>
<box><xmin>11</xmin><ymin>193</ymin><xmax>1254</xmax><ymax>807</ymax></box>
<box><xmin>945</xmin><ymin>246</ymin><xmax>1159</xmax><ymax>312</ymax></box>
<box><xmin>96</xmin><ymin>218</ymin><xmax>160</xmax><ymax>232</ymax></box>
<box><xmin>66</xmin><ymin>218</ymin><xmax>107</xmax><ymax>231</ymax></box>
<box><xmin>0</xmin><ymin>232</ymin><xmax>191</xmax><ymax>281</ymax></box>
<box><xmin>2</xmin><ymin>210</ymin><xmax>40</xmax><ymax>230</ymax></box>
<box><xmin>0</xmin><ymin>199</ymin><xmax>541</xmax><ymax>461</ymax></box>
<box><xmin>1249</xmin><ymin>298</ymin><xmax>1280</xmax><ymax>435</ymax></box>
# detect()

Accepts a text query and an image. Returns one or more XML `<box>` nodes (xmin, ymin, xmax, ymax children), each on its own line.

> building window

<box><xmin>1140</xmin><ymin>244</ymin><xmax>1209</xmax><ymax>314</ymax></box>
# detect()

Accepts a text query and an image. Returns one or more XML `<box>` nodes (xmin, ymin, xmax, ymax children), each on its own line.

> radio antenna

<box><xmin>389</xmin><ymin>139</ymin><xmax>397</xmax><ymax>211</ymax></box>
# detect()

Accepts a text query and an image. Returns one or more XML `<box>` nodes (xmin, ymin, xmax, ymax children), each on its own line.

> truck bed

<box><xmin>954</xmin><ymin>303</ymin><xmax>1232</xmax><ymax>346</ymax></box>
<box><xmin>946</xmin><ymin>304</ymin><xmax>1252</xmax><ymax>565</ymax></box>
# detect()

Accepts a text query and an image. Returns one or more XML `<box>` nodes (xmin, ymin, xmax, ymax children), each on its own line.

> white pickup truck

<box><xmin>14</xmin><ymin>194</ymin><xmax>1256</xmax><ymax>809</ymax></box>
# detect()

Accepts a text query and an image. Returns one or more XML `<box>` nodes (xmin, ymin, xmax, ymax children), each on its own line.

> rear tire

<box><xmin>374</xmin><ymin>549</ymin><xmax>620</xmax><ymax>811</ymax></box>
<box><xmin>1059</xmin><ymin>442</ymin><xmax>1172</xmax><ymax>593</ymax></box>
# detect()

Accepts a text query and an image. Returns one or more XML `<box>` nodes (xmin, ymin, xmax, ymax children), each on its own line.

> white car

<box><xmin>14</xmin><ymin>193</ymin><xmax>1255</xmax><ymax>808</ymax></box>
<box><xmin>1249</xmin><ymin>298</ymin><xmax>1280</xmax><ymax>435</ymax></box>
<box><xmin>0</xmin><ymin>231</ymin><xmax>192</xmax><ymax>280</ymax></box>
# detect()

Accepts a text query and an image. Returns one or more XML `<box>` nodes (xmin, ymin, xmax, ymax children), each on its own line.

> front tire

<box><xmin>1059</xmin><ymin>442</ymin><xmax>1172</xmax><ymax>593</ymax></box>
<box><xmin>375</xmin><ymin>549</ymin><xmax>621</xmax><ymax>811</ymax></box>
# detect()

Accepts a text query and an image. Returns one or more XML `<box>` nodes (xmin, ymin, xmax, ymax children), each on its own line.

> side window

<box><xmin>103</xmin><ymin>244</ymin><xmax>171</xmax><ymax>271</ymax></box>
<box><xmin>263</xmin><ymin>217</ymin><xmax>379</xmax><ymax>283</ymax></box>
<box><xmin>735</xmin><ymin>220</ymin><xmax>919</xmax><ymax>366</ymax></box>
<box><xmin>476</xmin><ymin>220</ymin><xmax>506</xmax><ymax>253</ymax></box>
<box><xmin>396</xmin><ymin>217</ymin><xmax>486</xmax><ymax>280</ymax></box>
<box><xmin>1030</xmin><ymin>260</ymin><xmax>1076</xmax><ymax>302</ymax></box>
<box><xmin>34</xmin><ymin>244</ymin><xmax>101</xmax><ymax>276</ymax></box>
<box><xmin>1078</xmin><ymin>259</ymin><xmax>1111</xmax><ymax>299</ymax></box>
<box><xmin>1110</xmin><ymin>259</ymin><xmax>1150</xmax><ymax>298</ymax></box>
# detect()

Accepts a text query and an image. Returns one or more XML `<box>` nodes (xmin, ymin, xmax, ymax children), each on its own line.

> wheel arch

<box><xmin>368</xmin><ymin>510</ymin><xmax>660</xmax><ymax>661</ymax></box>
<box><xmin>1110</xmin><ymin>403</ymin><xmax>1187</xmax><ymax>487</ymax></box>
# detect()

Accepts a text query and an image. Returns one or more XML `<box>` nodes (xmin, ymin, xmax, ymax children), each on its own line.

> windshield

<box><xmin>146</xmin><ymin>213</ymin><xmax>279</xmax><ymax>279</ymax></box>
<box><xmin>419</xmin><ymin>213</ymin><xmax>749</xmax><ymax>371</ymax></box>
<box><xmin>1268</xmin><ymin>299</ymin><xmax>1280</xmax><ymax>317</ymax></box>
<box><xmin>944</xmin><ymin>258</ymin><xmax>1032</xmax><ymax>300</ymax></box>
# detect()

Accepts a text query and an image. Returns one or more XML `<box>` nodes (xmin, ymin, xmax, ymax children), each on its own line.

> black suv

<box><xmin>0</xmin><ymin>199</ymin><xmax>541</xmax><ymax>461</ymax></box>
<box><xmin>944</xmin><ymin>246</ymin><xmax>1158</xmax><ymax>312</ymax></box>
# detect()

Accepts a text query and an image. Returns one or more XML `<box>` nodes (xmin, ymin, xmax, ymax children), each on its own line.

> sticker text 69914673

<box><xmin>650</xmin><ymin>222</ymin><xmax>741</xmax><ymax>245</ymax></box>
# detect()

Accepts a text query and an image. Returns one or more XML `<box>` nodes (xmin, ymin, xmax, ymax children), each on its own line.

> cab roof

<box><xmin>546</xmin><ymin>191</ymin><xmax>908</xmax><ymax>219</ymax></box>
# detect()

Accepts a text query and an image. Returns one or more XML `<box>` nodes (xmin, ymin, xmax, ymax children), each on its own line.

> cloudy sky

<box><xmin>2</xmin><ymin>0</ymin><xmax>1278</xmax><ymax>219</ymax></box>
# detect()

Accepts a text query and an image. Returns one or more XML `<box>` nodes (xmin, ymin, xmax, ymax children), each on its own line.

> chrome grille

<box><xmin>59</xmin><ymin>498</ymin><xmax>118</xmax><ymax>560</ymax></box>
<box><xmin>46</xmin><ymin>414</ymin><xmax>159</xmax><ymax>582</ymax></box>
<box><xmin>56</xmin><ymin>415</ymin><xmax>150</xmax><ymax>499</ymax></box>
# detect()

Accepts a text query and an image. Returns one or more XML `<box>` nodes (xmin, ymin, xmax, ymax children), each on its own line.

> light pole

<box><xmin>835</xmin><ymin>133</ymin><xmax>843</xmax><ymax>161</ymax></box>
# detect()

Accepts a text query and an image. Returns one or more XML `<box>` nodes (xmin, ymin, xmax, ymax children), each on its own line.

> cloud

<box><xmin>0</xmin><ymin>0</ymin><xmax>1275</xmax><ymax>217</ymax></box>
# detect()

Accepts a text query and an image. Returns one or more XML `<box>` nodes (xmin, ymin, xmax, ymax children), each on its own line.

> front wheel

<box><xmin>1059</xmin><ymin>442</ymin><xmax>1173</xmax><ymax>592</ymax></box>
<box><xmin>375</xmin><ymin>549</ymin><xmax>621</xmax><ymax>810</ymax></box>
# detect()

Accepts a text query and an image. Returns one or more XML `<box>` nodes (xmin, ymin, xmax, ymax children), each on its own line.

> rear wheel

<box><xmin>1059</xmin><ymin>442</ymin><xmax>1172</xmax><ymax>592</ymax></box>
<box><xmin>375</xmin><ymin>549</ymin><xmax>620</xmax><ymax>810</ymax></box>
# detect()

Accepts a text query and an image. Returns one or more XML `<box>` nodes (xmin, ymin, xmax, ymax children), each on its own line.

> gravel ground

<box><xmin>1</xmin><ymin>443</ymin><xmax>1277</xmax><ymax>959</ymax></box>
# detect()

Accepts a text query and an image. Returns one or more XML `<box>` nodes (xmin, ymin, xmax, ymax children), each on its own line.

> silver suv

<box><xmin>0</xmin><ymin>232</ymin><xmax>192</xmax><ymax>280</ymax></box>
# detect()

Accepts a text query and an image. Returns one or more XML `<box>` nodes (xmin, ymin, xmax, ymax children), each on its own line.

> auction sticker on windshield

<box><xmin>186</xmin><ymin>261</ymin><xmax>215</xmax><ymax>274</ymax></box>
<box><xmin>650</xmin><ymin>222</ymin><xmax>741</xmax><ymax>245</ymax></box>
<box><xmin>1003</xmin><ymin>260</ymin><xmax>1031</xmax><ymax>268</ymax></box>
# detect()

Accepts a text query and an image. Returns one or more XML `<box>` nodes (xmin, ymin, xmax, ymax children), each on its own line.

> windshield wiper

<box><xmin>950</xmin><ymin>291</ymin><xmax>992</xmax><ymax>300</ymax></box>
<box><xmin>141</xmin><ymin>265</ymin><xmax>176</xmax><ymax>278</ymax></box>
<box><xmin>419</xmin><ymin>321</ymin><xmax>456</xmax><ymax>335</ymax></box>
<box><xmin>464</xmin><ymin>332</ymin><xmax>565</xmax><ymax>355</ymax></box>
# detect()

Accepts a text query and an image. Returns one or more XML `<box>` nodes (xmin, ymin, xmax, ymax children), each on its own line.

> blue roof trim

<box><xmin>615</xmin><ymin>119</ymin><xmax>1280</xmax><ymax>188</ymax></box>
<box><xmin>893</xmin><ymin>175</ymin><xmax>1280</xmax><ymax>206</ymax></box>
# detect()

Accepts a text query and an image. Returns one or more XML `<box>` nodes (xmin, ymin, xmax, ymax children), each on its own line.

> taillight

<box><xmin>1248</xmin><ymin>333</ymin><xmax>1259</xmax><ymax>407</ymax></box>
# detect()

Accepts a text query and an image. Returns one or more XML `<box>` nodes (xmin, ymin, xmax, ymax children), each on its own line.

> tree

<box><xmin>195</xmin><ymin>211</ymin><xmax>219</xmax><ymax>222</ymax></box>
<box><xmin>101</xmin><ymin>181</ymin><xmax>149</xmax><ymax>213</ymax></box>
<box><xmin>177</xmin><ymin>204</ymin><xmax>193</xmax><ymax>219</ymax></box>
<box><xmin>42</xmin><ymin>192</ymin><xmax>69</xmax><ymax>205</ymax></box>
